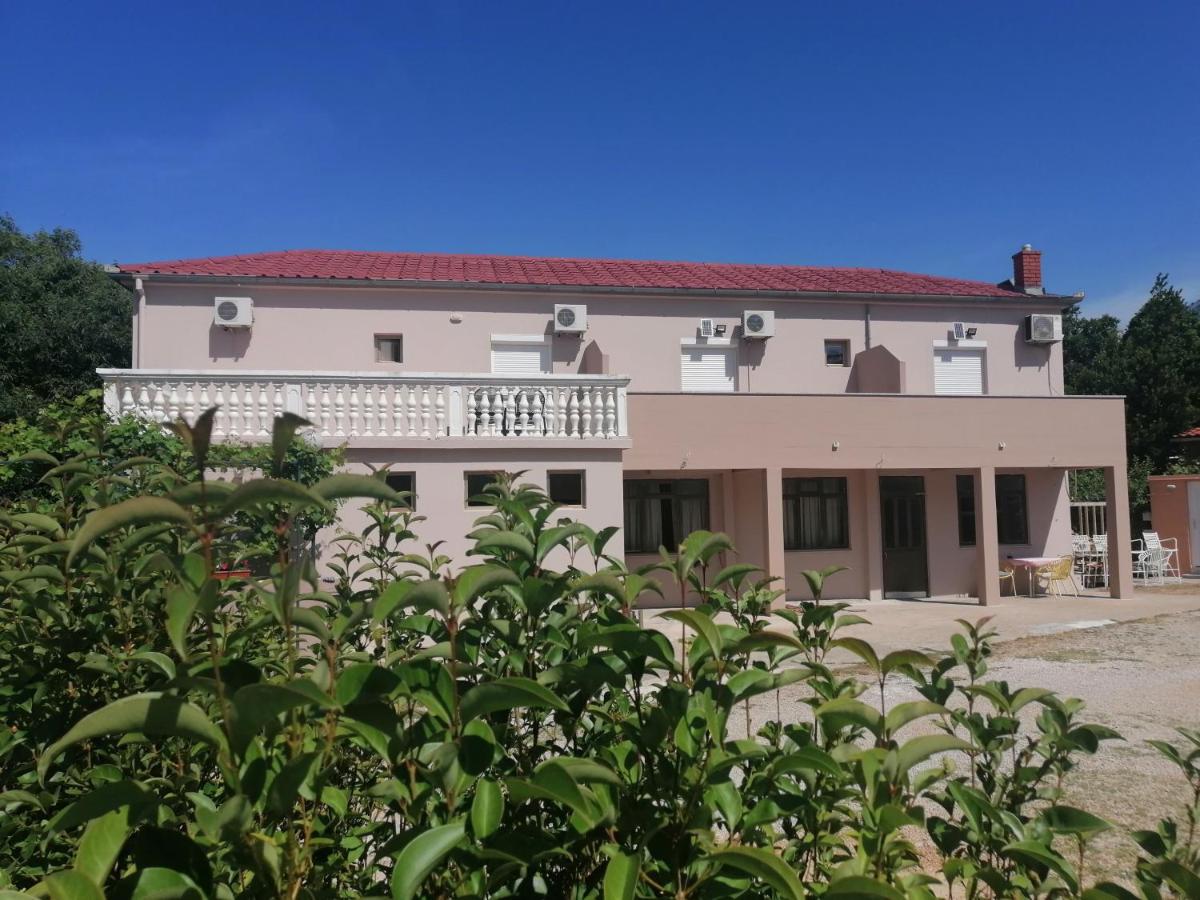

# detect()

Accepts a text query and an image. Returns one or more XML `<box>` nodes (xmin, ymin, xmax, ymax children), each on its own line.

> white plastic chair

<box><xmin>1142</xmin><ymin>532</ymin><xmax>1181</xmax><ymax>582</ymax></box>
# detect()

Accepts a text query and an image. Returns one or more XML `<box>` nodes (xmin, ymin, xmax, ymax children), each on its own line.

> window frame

<box><xmin>956</xmin><ymin>473</ymin><xmax>976</xmax><ymax>547</ymax></box>
<box><xmin>824</xmin><ymin>339</ymin><xmax>851</xmax><ymax>367</ymax></box>
<box><xmin>465</xmin><ymin>471</ymin><xmax>502</xmax><ymax>508</ymax></box>
<box><xmin>679</xmin><ymin>338</ymin><xmax>738</xmax><ymax>393</ymax></box>
<box><xmin>374</xmin><ymin>334</ymin><xmax>403</xmax><ymax>363</ymax></box>
<box><xmin>995</xmin><ymin>473</ymin><xmax>1030</xmax><ymax>544</ymax></box>
<box><xmin>547</xmin><ymin>470</ymin><xmax>586</xmax><ymax>508</ymax></box>
<box><xmin>782</xmin><ymin>476</ymin><xmax>850</xmax><ymax>551</ymax></box>
<box><xmin>384</xmin><ymin>471</ymin><xmax>416</xmax><ymax>510</ymax></box>
<box><xmin>623</xmin><ymin>478</ymin><xmax>711</xmax><ymax>554</ymax></box>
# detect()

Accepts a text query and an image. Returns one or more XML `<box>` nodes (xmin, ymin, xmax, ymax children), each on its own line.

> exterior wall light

<box><xmin>832</xmin><ymin>440</ymin><xmax>840</xmax><ymax>451</ymax></box>
<box><xmin>998</xmin><ymin>441</ymin><xmax>1006</xmax><ymax>450</ymax></box>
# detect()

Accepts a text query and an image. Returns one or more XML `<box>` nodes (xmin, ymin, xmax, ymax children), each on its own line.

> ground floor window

<box><xmin>783</xmin><ymin>477</ymin><xmax>849</xmax><ymax>550</ymax></box>
<box><xmin>624</xmin><ymin>478</ymin><xmax>709</xmax><ymax>553</ymax></box>
<box><xmin>385</xmin><ymin>471</ymin><xmax>416</xmax><ymax>509</ymax></box>
<box><xmin>996</xmin><ymin>473</ymin><xmax>1029</xmax><ymax>544</ymax></box>
<box><xmin>956</xmin><ymin>474</ymin><xmax>976</xmax><ymax>546</ymax></box>
<box><xmin>548</xmin><ymin>471</ymin><xmax>585</xmax><ymax>507</ymax></box>
<box><xmin>465</xmin><ymin>471</ymin><xmax>501</xmax><ymax>507</ymax></box>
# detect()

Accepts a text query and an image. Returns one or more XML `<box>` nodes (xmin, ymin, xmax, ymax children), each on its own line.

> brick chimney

<box><xmin>1012</xmin><ymin>243</ymin><xmax>1043</xmax><ymax>294</ymax></box>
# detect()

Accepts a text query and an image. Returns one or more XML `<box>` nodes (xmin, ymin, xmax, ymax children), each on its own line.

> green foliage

<box><xmin>0</xmin><ymin>409</ymin><xmax>1196</xmax><ymax>898</ymax></box>
<box><xmin>1064</xmin><ymin>276</ymin><xmax>1200</xmax><ymax>516</ymax></box>
<box><xmin>0</xmin><ymin>216</ymin><xmax>132</xmax><ymax>422</ymax></box>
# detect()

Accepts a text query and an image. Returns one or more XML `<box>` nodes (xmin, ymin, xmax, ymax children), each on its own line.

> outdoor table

<box><xmin>1006</xmin><ymin>557</ymin><xmax>1059</xmax><ymax>597</ymax></box>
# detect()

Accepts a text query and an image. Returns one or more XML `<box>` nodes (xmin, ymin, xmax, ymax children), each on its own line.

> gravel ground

<box><xmin>729</xmin><ymin>603</ymin><xmax>1200</xmax><ymax>886</ymax></box>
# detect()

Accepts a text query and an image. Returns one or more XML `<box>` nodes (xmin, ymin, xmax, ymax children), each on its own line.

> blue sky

<box><xmin>3</xmin><ymin>1</ymin><xmax>1197</xmax><ymax>321</ymax></box>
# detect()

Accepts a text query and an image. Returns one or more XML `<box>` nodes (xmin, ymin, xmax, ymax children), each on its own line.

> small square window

<box><xmin>547</xmin><ymin>471</ymin><xmax>585</xmax><ymax>507</ymax></box>
<box><xmin>385</xmin><ymin>471</ymin><xmax>415</xmax><ymax>509</ymax></box>
<box><xmin>375</xmin><ymin>335</ymin><xmax>403</xmax><ymax>363</ymax></box>
<box><xmin>465</xmin><ymin>471</ymin><xmax>501</xmax><ymax>507</ymax></box>
<box><xmin>824</xmin><ymin>339</ymin><xmax>850</xmax><ymax>367</ymax></box>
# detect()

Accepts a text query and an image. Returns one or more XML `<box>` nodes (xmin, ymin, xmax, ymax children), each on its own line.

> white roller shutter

<box><xmin>681</xmin><ymin>345</ymin><xmax>736</xmax><ymax>392</ymax></box>
<box><xmin>491</xmin><ymin>341</ymin><xmax>550</xmax><ymax>375</ymax></box>
<box><xmin>934</xmin><ymin>348</ymin><xmax>985</xmax><ymax>395</ymax></box>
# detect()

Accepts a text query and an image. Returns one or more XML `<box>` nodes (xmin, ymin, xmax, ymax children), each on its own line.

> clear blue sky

<box><xmin>3</xmin><ymin>1</ymin><xmax>1197</xmax><ymax>321</ymax></box>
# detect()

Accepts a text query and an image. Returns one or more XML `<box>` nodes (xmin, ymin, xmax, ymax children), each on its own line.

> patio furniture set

<box><xmin>1000</xmin><ymin>531</ymin><xmax>1181</xmax><ymax>597</ymax></box>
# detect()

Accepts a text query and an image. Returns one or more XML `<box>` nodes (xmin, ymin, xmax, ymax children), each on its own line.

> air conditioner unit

<box><xmin>553</xmin><ymin>303</ymin><xmax>587</xmax><ymax>335</ymax></box>
<box><xmin>699</xmin><ymin>318</ymin><xmax>715</xmax><ymax>338</ymax></box>
<box><xmin>214</xmin><ymin>297</ymin><xmax>253</xmax><ymax>328</ymax></box>
<box><xmin>1025</xmin><ymin>313</ymin><xmax>1063</xmax><ymax>344</ymax></box>
<box><xmin>952</xmin><ymin>322</ymin><xmax>967</xmax><ymax>341</ymax></box>
<box><xmin>742</xmin><ymin>309</ymin><xmax>775</xmax><ymax>339</ymax></box>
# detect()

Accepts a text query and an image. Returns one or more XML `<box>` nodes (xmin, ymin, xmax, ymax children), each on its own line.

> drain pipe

<box><xmin>864</xmin><ymin>303</ymin><xmax>872</xmax><ymax>349</ymax></box>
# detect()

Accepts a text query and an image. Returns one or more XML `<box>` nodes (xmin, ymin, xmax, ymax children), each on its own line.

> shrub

<box><xmin>0</xmin><ymin>410</ymin><xmax>1197</xmax><ymax>898</ymax></box>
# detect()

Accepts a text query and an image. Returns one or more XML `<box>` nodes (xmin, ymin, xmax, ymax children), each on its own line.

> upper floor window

<box><xmin>996</xmin><ymin>474</ymin><xmax>1029</xmax><ymax>544</ymax></box>
<box><xmin>375</xmin><ymin>334</ymin><xmax>403</xmax><ymax>363</ymax></box>
<box><xmin>624</xmin><ymin>478</ymin><xmax>709</xmax><ymax>553</ymax></box>
<box><xmin>824</xmin><ymin>339</ymin><xmax>850</xmax><ymax>367</ymax></box>
<box><xmin>491</xmin><ymin>336</ymin><xmax>551</xmax><ymax>375</ymax></box>
<box><xmin>680</xmin><ymin>340</ymin><xmax>736</xmax><ymax>393</ymax></box>
<box><xmin>934</xmin><ymin>346</ymin><xmax>986</xmax><ymax>395</ymax></box>
<box><xmin>783</xmin><ymin>477</ymin><xmax>849</xmax><ymax>550</ymax></box>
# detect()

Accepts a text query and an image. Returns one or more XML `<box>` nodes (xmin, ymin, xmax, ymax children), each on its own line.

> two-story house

<box><xmin>100</xmin><ymin>245</ymin><xmax>1134</xmax><ymax>604</ymax></box>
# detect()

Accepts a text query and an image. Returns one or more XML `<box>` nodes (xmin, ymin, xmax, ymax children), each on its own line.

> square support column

<box><xmin>763</xmin><ymin>467</ymin><xmax>787</xmax><ymax>602</ymax></box>
<box><xmin>974</xmin><ymin>467</ymin><xmax>1000</xmax><ymax>606</ymax></box>
<box><xmin>864</xmin><ymin>470</ymin><xmax>884</xmax><ymax>601</ymax></box>
<box><xmin>1105</xmin><ymin>465</ymin><xmax>1135</xmax><ymax>598</ymax></box>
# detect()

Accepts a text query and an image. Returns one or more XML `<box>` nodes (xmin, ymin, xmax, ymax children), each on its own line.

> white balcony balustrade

<box><xmin>98</xmin><ymin>370</ymin><xmax>630</xmax><ymax>441</ymax></box>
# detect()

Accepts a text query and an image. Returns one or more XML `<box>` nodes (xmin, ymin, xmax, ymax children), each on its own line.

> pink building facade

<box><xmin>101</xmin><ymin>246</ymin><xmax>1135</xmax><ymax>604</ymax></box>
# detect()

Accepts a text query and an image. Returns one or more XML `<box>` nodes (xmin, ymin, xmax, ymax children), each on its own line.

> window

<box><xmin>934</xmin><ymin>347</ymin><xmax>985</xmax><ymax>395</ymax></box>
<box><xmin>491</xmin><ymin>337</ymin><xmax>551</xmax><ymax>375</ymax></box>
<box><xmin>385</xmin><ymin>471</ymin><xmax>416</xmax><ymax>509</ymax></box>
<box><xmin>624</xmin><ymin>479</ymin><xmax>710</xmax><ymax>553</ymax></box>
<box><xmin>548</xmin><ymin>471</ymin><xmax>585</xmax><ymax>507</ymax></box>
<box><xmin>824</xmin><ymin>339</ymin><xmax>850</xmax><ymax>367</ymax></box>
<box><xmin>374</xmin><ymin>334</ymin><xmax>403</xmax><ymax>363</ymax></box>
<box><xmin>956</xmin><ymin>474</ymin><xmax>976</xmax><ymax>546</ymax></box>
<box><xmin>465</xmin><ymin>471</ymin><xmax>501</xmax><ymax>507</ymax></box>
<box><xmin>783</xmin><ymin>477</ymin><xmax>849</xmax><ymax>550</ymax></box>
<box><xmin>996</xmin><ymin>474</ymin><xmax>1029</xmax><ymax>544</ymax></box>
<box><xmin>680</xmin><ymin>344</ymin><xmax>736</xmax><ymax>392</ymax></box>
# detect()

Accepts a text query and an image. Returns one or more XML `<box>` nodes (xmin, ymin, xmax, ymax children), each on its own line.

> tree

<box><xmin>0</xmin><ymin>215</ymin><xmax>131</xmax><ymax>421</ymax></box>
<box><xmin>1120</xmin><ymin>274</ymin><xmax>1200</xmax><ymax>470</ymax></box>
<box><xmin>1061</xmin><ymin>304</ymin><xmax>1122</xmax><ymax>396</ymax></box>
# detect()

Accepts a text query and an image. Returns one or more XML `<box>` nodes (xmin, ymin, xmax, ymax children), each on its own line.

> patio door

<box><xmin>880</xmin><ymin>476</ymin><xmax>929</xmax><ymax>598</ymax></box>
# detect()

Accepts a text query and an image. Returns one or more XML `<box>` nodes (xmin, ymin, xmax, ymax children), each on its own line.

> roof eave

<box><xmin>110</xmin><ymin>270</ymin><xmax>1079</xmax><ymax>305</ymax></box>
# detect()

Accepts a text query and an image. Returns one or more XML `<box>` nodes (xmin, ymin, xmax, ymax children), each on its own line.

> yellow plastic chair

<box><xmin>999</xmin><ymin>563</ymin><xmax>1016</xmax><ymax>596</ymax></box>
<box><xmin>1034</xmin><ymin>556</ymin><xmax>1078</xmax><ymax>597</ymax></box>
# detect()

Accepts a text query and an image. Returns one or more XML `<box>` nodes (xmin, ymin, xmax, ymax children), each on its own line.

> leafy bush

<box><xmin>0</xmin><ymin>410</ymin><xmax>1197</xmax><ymax>898</ymax></box>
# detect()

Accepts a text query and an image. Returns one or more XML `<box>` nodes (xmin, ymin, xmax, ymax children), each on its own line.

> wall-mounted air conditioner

<box><xmin>699</xmin><ymin>318</ymin><xmax>715</xmax><ymax>338</ymax></box>
<box><xmin>742</xmin><ymin>309</ymin><xmax>775</xmax><ymax>339</ymax></box>
<box><xmin>214</xmin><ymin>297</ymin><xmax>253</xmax><ymax>328</ymax></box>
<box><xmin>1025</xmin><ymin>314</ymin><xmax>1063</xmax><ymax>344</ymax></box>
<box><xmin>554</xmin><ymin>303</ymin><xmax>587</xmax><ymax>335</ymax></box>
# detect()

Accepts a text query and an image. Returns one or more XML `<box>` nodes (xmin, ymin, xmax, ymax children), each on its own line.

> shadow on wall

<box><xmin>848</xmin><ymin>345</ymin><xmax>905</xmax><ymax>393</ymax></box>
<box><xmin>577</xmin><ymin>339</ymin><xmax>609</xmax><ymax>375</ymax></box>
<box><xmin>209</xmin><ymin>326</ymin><xmax>251</xmax><ymax>361</ymax></box>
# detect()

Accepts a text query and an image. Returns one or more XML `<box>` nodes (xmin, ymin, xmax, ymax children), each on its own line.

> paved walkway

<box><xmin>643</xmin><ymin>581</ymin><xmax>1200</xmax><ymax>657</ymax></box>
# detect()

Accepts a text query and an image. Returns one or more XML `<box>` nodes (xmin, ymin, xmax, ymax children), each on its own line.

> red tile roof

<box><xmin>114</xmin><ymin>249</ymin><xmax>1041</xmax><ymax>299</ymax></box>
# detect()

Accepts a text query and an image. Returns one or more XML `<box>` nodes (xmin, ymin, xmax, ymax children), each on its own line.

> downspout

<box><xmin>132</xmin><ymin>277</ymin><xmax>145</xmax><ymax>367</ymax></box>
<box><xmin>864</xmin><ymin>303</ymin><xmax>872</xmax><ymax>349</ymax></box>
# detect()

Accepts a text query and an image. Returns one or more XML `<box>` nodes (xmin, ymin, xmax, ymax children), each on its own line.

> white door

<box><xmin>491</xmin><ymin>341</ymin><xmax>550</xmax><ymax>376</ymax></box>
<box><xmin>934</xmin><ymin>348</ymin><xmax>985</xmax><ymax>395</ymax></box>
<box><xmin>1189</xmin><ymin>482</ymin><xmax>1200</xmax><ymax>573</ymax></box>
<box><xmin>681</xmin><ymin>345</ymin><xmax>736</xmax><ymax>392</ymax></box>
